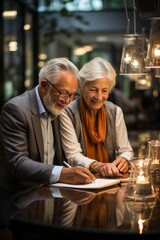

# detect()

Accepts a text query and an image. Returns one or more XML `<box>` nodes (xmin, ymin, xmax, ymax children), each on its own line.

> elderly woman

<box><xmin>59</xmin><ymin>57</ymin><xmax>133</xmax><ymax>177</ymax></box>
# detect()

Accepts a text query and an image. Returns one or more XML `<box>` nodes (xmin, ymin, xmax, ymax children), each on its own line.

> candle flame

<box><xmin>137</xmin><ymin>175</ymin><xmax>145</xmax><ymax>182</ymax></box>
<box><xmin>138</xmin><ymin>218</ymin><xmax>145</xmax><ymax>234</ymax></box>
<box><xmin>139</xmin><ymin>160</ymin><xmax>143</xmax><ymax>168</ymax></box>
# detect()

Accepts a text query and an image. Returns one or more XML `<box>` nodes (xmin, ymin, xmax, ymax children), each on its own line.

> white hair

<box><xmin>38</xmin><ymin>57</ymin><xmax>79</xmax><ymax>84</ymax></box>
<box><xmin>79</xmin><ymin>57</ymin><xmax>116</xmax><ymax>91</ymax></box>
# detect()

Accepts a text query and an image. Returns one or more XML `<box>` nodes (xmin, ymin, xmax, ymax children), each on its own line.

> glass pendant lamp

<box><xmin>119</xmin><ymin>0</ymin><xmax>147</xmax><ymax>76</ymax></box>
<box><xmin>120</xmin><ymin>34</ymin><xmax>147</xmax><ymax>75</ymax></box>
<box><xmin>145</xmin><ymin>17</ymin><xmax>160</xmax><ymax>68</ymax></box>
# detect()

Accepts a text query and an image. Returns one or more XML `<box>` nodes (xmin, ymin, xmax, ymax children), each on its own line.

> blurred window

<box><xmin>37</xmin><ymin>0</ymin><xmax>131</xmax><ymax>12</ymax></box>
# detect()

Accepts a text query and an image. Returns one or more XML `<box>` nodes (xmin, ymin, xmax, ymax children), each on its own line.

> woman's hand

<box><xmin>113</xmin><ymin>157</ymin><xmax>129</xmax><ymax>173</ymax></box>
<box><xmin>99</xmin><ymin>162</ymin><xmax>123</xmax><ymax>177</ymax></box>
<box><xmin>91</xmin><ymin>158</ymin><xmax>129</xmax><ymax>177</ymax></box>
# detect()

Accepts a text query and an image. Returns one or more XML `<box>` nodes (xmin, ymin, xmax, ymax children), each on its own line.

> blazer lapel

<box><xmin>29</xmin><ymin>88</ymin><xmax>44</xmax><ymax>162</ymax></box>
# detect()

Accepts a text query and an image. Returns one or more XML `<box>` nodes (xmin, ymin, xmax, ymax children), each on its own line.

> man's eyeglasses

<box><xmin>44</xmin><ymin>78</ymin><xmax>79</xmax><ymax>100</ymax></box>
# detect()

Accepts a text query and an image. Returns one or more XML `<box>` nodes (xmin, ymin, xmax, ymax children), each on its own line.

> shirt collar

<box><xmin>35</xmin><ymin>86</ymin><xmax>46</xmax><ymax>115</ymax></box>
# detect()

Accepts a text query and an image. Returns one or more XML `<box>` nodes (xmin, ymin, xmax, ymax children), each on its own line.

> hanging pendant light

<box><xmin>145</xmin><ymin>17</ymin><xmax>160</xmax><ymax>69</ymax></box>
<box><xmin>120</xmin><ymin>0</ymin><xmax>147</xmax><ymax>76</ymax></box>
<box><xmin>120</xmin><ymin>34</ymin><xmax>147</xmax><ymax>75</ymax></box>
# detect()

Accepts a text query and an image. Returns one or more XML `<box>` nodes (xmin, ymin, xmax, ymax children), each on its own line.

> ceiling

<box><xmin>21</xmin><ymin>0</ymin><xmax>159</xmax><ymax>16</ymax></box>
<box><xmin>58</xmin><ymin>0</ymin><xmax>159</xmax><ymax>49</ymax></box>
<box><xmin>16</xmin><ymin>0</ymin><xmax>160</xmax><ymax>51</ymax></box>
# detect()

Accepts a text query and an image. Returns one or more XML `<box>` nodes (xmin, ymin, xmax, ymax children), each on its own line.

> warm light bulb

<box><xmin>140</xmin><ymin>79</ymin><xmax>147</xmax><ymax>85</ymax></box>
<box><xmin>132</xmin><ymin>59</ymin><xmax>139</xmax><ymax>68</ymax></box>
<box><xmin>152</xmin><ymin>44</ymin><xmax>160</xmax><ymax>59</ymax></box>
<box><xmin>124</xmin><ymin>53</ymin><xmax>131</xmax><ymax>63</ymax></box>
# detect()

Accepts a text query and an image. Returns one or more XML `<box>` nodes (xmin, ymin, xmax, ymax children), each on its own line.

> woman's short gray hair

<box><xmin>38</xmin><ymin>57</ymin><xmax>79</xmax><ymax>84</ymax></box>
<box><xmin>79</xmin><ymin>57</ymin><xmax>116</xmax><ymax>91</ymax></box>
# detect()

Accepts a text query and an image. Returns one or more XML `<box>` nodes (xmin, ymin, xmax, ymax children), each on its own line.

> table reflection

<box><xmin>0</xmin><ymin>180</ymin><xmax>160</xmax><ymax>239</ymax></box>
<box><xmin>13</xmin><ymin>186</ymin><xmax>96</xmax><ymax>227</ymax></box>
<box><xmin>12</xmin><ymin>185</ymin><xmax>126</xmax><ymax>230</ymax></box>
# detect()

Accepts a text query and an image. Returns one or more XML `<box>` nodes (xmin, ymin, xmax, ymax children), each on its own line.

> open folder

<box><xmin>51</xmin><ymin>178</ymin><xmax>122</xmax><ymax>190</ymax></box>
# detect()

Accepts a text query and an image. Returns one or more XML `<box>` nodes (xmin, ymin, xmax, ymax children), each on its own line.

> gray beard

<box><xmin>43</xmin><ymin>92</ymin><xmax>64</xmax><ymax>116</ymax></box>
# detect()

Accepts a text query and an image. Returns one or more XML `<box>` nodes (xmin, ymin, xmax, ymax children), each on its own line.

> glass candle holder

<box><xmin>125</xmin><ymin>199</ymin><xmax>156</xmax><ymax>234</ymax></box>
<box><xmin>125</xmin><ymin>157</ymin><xmax>157</xmax><ymax>201</ymax></box>
<box><xmin>148</xmin><ymin>139</ymin><xmax>160</xmax><ymax>200</ymax></box>
<box><xmin>148</xmin><ymin>139</ymin><xmax>160</xmax><ymax>169</ymax></box>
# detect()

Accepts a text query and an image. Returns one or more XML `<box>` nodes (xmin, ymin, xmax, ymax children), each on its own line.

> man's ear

<box><xmin>40</xmin><ymin>80</ymin><xmax>49</xmax><ymax>91</ymax></box>
<box><xmin>39</xmin><ymin>79</ymin><xmax>49</xmax><ymax>96</ymax></box>
<box><xmin>41</xmin><ymin>79</ymin><xmax>47</xmax><ymax>88</ymax></box>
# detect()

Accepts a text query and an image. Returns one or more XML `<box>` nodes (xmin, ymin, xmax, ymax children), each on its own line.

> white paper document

<box><xmin>51</xmin><ymin>178</ymin><xmax>120</xmax><ymax>190</ymax></box>
<box><xmin>119</xmin><ymin>177</ymin><xmax>129</xmax><ymax>183</ymax></box>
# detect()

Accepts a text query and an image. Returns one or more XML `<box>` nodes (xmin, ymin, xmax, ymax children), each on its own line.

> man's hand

<box><xmin>59</xmin><ymin>166</ymin><xmax>96</xmax><ymax>184</ymax></box>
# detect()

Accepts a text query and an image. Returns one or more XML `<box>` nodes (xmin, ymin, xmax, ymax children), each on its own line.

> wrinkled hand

<box><xmin>92</xmin><ymin>158</ymin><xmax>129</xmax><ymax>177</ymax></box>
<box><xmin>59</xmin><ymin>166</ymin><xmax>96</xmax><ymax>184</ymax></box>
<box><xmin>98</xmin><ymin>162</ymin><xmax>123</xmax><ymax>177</ymax></box>
<box><xmin>113</xmin><ymin>157</ymin><xmax>129</xmax><ymax>173</ymax></box>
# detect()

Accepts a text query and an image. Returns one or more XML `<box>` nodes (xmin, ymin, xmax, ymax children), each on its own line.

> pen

<box><xmin>63</xmin><ymin>161</ymin><xmax>72</xmax><ymax>168</ymax></box>
<box><xmin>63</xmin><ymin>161</ymin><xmax>96</xmax><ymax>183</ymax></box>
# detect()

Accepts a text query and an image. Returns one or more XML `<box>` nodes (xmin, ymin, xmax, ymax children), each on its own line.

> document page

<box><xmin>51</xmin><ymin>178</ymin><xmax>120</xmax><ymax>189</ymax></box>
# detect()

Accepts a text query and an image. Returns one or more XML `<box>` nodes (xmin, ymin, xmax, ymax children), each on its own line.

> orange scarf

<box><xmin>80</xmin><ymin>98</ymin><xmax>108</xmax><ymax>163</ymax></box>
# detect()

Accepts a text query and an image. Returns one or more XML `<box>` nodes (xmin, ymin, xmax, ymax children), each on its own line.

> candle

<box><xmin>135</xmin><ymin>179</ymin><xmax>151</xmax><ymax>195</ymax></box>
